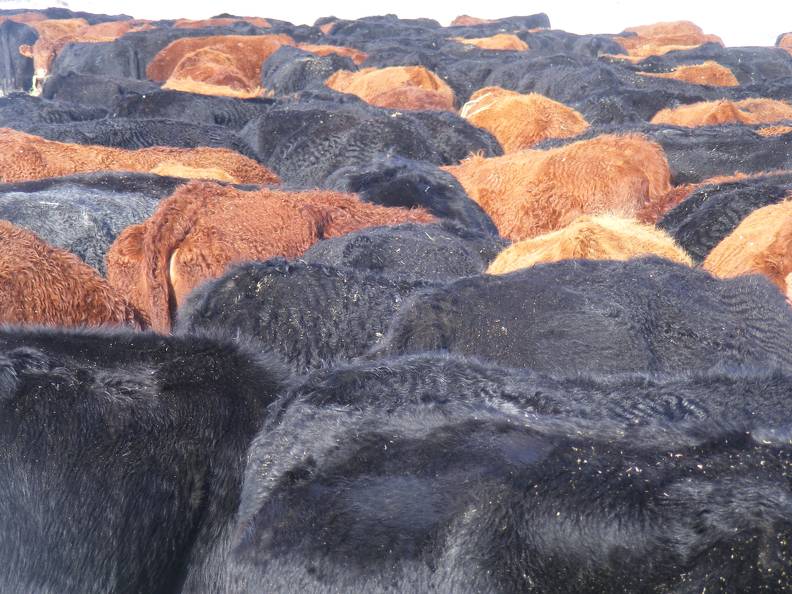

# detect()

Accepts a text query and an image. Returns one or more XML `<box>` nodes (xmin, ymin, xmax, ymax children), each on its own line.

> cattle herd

<box><xmin>3</xmin><ymin>6</ymin><xmax>792</xmax><ymax>593</ymax></box>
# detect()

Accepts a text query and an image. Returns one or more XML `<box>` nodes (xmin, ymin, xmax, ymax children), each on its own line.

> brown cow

<box><xmin>19</xmin><ymin>18</ymin><xmax>152</xmax><ymax>92</ymax></box>
<box><xmin>450</xmin><ymin>15</ymin><xmax>495</xmax><ymax>26</ymax></box>
<box><xmin>106</xmin><ymin>181</ymin><xmax>436</xmax><ymax>332</ymax></box>
<box><xmin>459</xmin><ymin>87</ymin><xmax>589</xmax><ymax>152</ymax></box>
<box><xmin>147</xmin><ymin>34</ymin><xmax>293</xmax><ymax>97</ymax></box>
<box><xmin>779</xmin><ymin>33</ymin><xmax>792</xmax><ymax>55</ymax></box>
<box><xmin>0</xmin><ymin>128</ymin><xmax>279</xmax><ymax>185</ymax></box>
<box><xmin>450</xmin><ymin>34</ymin><xmax>529</xmax><ymax>51</ymax></box>
<box><xmin>638</xmin><ymin>61</ymin><xmax>739</xmax><ymax>87</ymax></box>
<box><xmin>757</xmin><ymin>125</ymin><xmax>792</xmax><ymax>137</ymax></box>
<box><xmin>442</xmin><ymin>134</ymin><xmax>672</xmax><ymax>241</ymax></box>
<box><xmin>0</xmin><ymin>220</ymin><xmax>143</xmax><ymax>329</ymax></box>
<box><xmin>651</xmin><ymin>98</ymin><xmax>792</xmax><ymax>127</ymax></box>
<box><xmin>487</xmin><ymin>215</ymin><xmax>692</xmax><ymax>275</ymax></box>
<box><xmin>613</xmin><ymin>21</ymin><xmax>723</xmax><ymax>58</ymax></box>
<box><xmin>0</xmin><ymin>12</ymin><xmax>48</xmax><ymax>25</ymax></box>
<box><xmin>172</xmin><ymin>17</ymin><xmax>271</xmax><ymax>29</ymax></box>
<box><xmin>297</xmin><ymin>43</ymin><xmax>368</xmax><ymax>65</ymax></box>
<box><xmin>703</xmin><ymin>198</ymin><xmax>792</xmax><ymax>302</ymax></box>
<box><xmin>325</xmin><ymin>66</ymin><xmax>456</xmax><ymax>111</ymax></box>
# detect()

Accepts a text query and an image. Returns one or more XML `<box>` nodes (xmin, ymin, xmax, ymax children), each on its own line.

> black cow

<box><xmin>659</xmin><ymin>172</ymin><xmax>792</xmax><ymax>263</ymax></box>
<box><xmin>261</xmin><ymin>45</ymin><xmax>357</xmax><ymax>95</ymax></box>
<box><xmin>0</xmin><ymin>326</ymin><xmax>286</xmax><ymax>594</ymax></box>
<box><xmin>324</xmin><ymin>155</ymin><xmax>498</xmax><ymax>234</ymax></box>
<box><xmin>239</xmin><ymin>99</ymin><xmax>501</xmax><ymax>186</ymax></box>
<box><xmin>302</xmin><ymin>222</ymin><xmax>506</xmax><ymax>282</ymax></box>
<box><xmin>0</xmin><ymin>92</ymin><xmax>106</xmax><ymax>126</ymax></box>
<box><xmin>49</xmin><ymin>25</ymin><xmax>267</xmax><ymax>80</ymax></box>
<box><xmin>223</xmin><ymin>353</ymin><xmax>792</xmax><ymax>593</ymax></box>
<box><xmin>41</xmin><ymin>72</ymin><xmax>160</xmax><ymax>108</ymax></box>
<box><xmin>21</xmin><ymin>117</ymin><xmax>258</xmax><ymax>159</ymax></box>
<box><xmin>109</xmin><ymin>87</ymin><xmax>275</xmax><ymax>128</ymax></box>
<box><xmin>175</xmin><ymin>258</ymin><xmax>433</xmax><ymax>373</ymax></box>
<box><xmin>0</xmin><ymin>172</ymin><xmax>185</xmax><ymax>273</ymax></box>
<box><xmin>0</xmin><ymin>20</ymin><xmax>36</xmax><ymax>95</ymax></box>
<box><xmin>372</xmin><ymin>257</ymin><xmax>792</xmax><ymax>373</ymax></box>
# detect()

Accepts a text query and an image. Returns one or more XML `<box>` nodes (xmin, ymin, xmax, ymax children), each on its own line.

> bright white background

<box><xmin>0</xmin><ymin>0</ymin><xmax>790</xmax><ymax>47</ymax></box>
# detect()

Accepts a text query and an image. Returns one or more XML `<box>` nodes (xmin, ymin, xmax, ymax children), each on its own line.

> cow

<box><xmin>651</xmin><ymin>98</ymin><xmax>792</xmax><ymax>127</ymax></box>
<box><xmin>459</xmin><ymin>87</ymin><xmax>589</xmax><ymax>152</ymax></box>
<box><xmin>106</xmin><ymin>86</ymin><xmax>275</xmax><ymax>128</ymax></box>
<box><xmin>0</xmin><ymin>20</ymin><xmax>37</xmax><ymax>95</ymax></box>
<box><xmin>613</xmin><ymin>20</ymin><xmax>723</xmax><ymax>59</ymax></box>
<box><xmin>758</xmin><ymin>124</ymin><xmax>792</xmax><ymax>136</ymax></box>
<box><xmin>626</xmin><ymin>44</ymin><xmax>792</xmax><ymax>86</ymax></box>
<box><xmin>0</xmin><ymin>92</ymin><xmax>106</xmax><ymax>126</ymax></box>
<box><xmin>0</xmin><ymin>221</ymin><xmax>142</xmax><ymax>328</ymax></box>
<box><xmin>222</xmin><ymin>353</ymin><xmax>792</xmax><ymax>593</ymax></box>
<box><xmin>261</xmin><ymin>45</ymin><xmax>357</xmax><ymax>95</ymax></box>
<box><xmin>47</xmin><ymin>25</ymin><xmax>267</xmax><ymax>81</ymax></box>
<box><xmin>0</xmin><ymin>172</ymin><xmax>179</xmax><ymax>274</ymax></box>
<box><xmin>442</xmin><ymin>134</ymin><xmax>671</xmax><ymax>240</ymax></box>
<box><xmin>637</xmin><ymin>60</ymin><xmax>739</xmax><ymax>86</ymax></box>
<box><xmin>703</xmin><ymin>198</ymin><xmax>792</xmax><ymax>301</ymax></box>
<box><xmin>450</xmin><ymin>15</ymin><xmax>494</xmax><ymax>27</ymax></box>
<box><xmin>0</xmin><ymin>326</ymin><xmax>286</xmax><ymax>593</ymax></box>
<box><xmin>658</xmin><ymin>172</ymin><xmax>792</xmax><ymax>263</ymax></box>
<box><xmin>450</xmin><ymin>33</ymin><xmax>529</xmax><ymax>51</ymax></box>
<box><xmin>323</xmin><ymin>155</ymin><xmax>498</xmax><ymax>234</ymax></box>
<box><xmin>0</xmin><ymin>128</ymin><xmax>278</xmax><ymax>185</ymax></box>
<box><xmin>40</xmin><ymin>71</ymin><xmax>159</xmax><ymax>108</ymax></box>
<box><xmin>535</xmin><ymin>124</ymin><xmax>792</xmax><ymax>184</ymax></box>
<box><xmin>325</xmin><ymin>65</ymin><xmax>456</xmax><ymax>111</ymax></box>
<box><xmin>21</xmin><ymin>116</ymin><xmax>260</xmax><ymax>158</ymax></box>
<box><xmin>302</xmin><ymin>221</ymin><xmax>507</xmax><ymax>282</ymax></box>
<box><xmin>372</xmin><ymin>257</ymin><xmax>792</xmax><ymax>373</ymax></box>
<box><xmin>172</xmin><ymin>16</ymin><xmax>271</xmax><ymax>29</ymax></box>
<box><xmin>238</xmin><ymin>99</ymin><xmax>501</xmax><ymax>186</ymax></box>
<box><xmin>175</xmin><ymin>258</ymin><xmax>434</xmax><ymax>372</ymax></box>
<box><xmin>107</xmin><ymin>180</ymin><xmax>435</xmax><ymax>333</ymax></box>
<box><xmin>146</xmin><ymin>34</ymin><xmax>294</xmax><ymax>98</ymax></box>
<box><xmin>487</xmin><ymin>215</ymin><xmax>691</xmax><ymax>275</ymax></box>
<box><xmin>778</xmin><ymin>32</ymin><xmax>792</xmax><ymax>55</ymax></box>
<box><xmin>18</xmin><ymin>18</ymin><xmax>152</xmax><ymax>93</ymax></box>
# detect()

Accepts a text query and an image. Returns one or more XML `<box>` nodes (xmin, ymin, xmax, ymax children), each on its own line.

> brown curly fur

<box><xmin>0</xmin><ymin>221</ymin><xmax>144</xmax><ymax>329</ymax></box>
<box><xmin>757</xmin><ymin>125</ymin><xmax>792</xmax><ymax>137</ymax></box>
<box><xmin>325</xmin><ymin>66</ymin><xmax>456</xmax><ymax>111</ymax></box>
<box><xmin>0</xmin><ymin>128</ymin><xmax>279</xmax><ymax>185</ymax></box>
<box><xmin>450</xmin><ymin>15</ymin><xmax>495</xmax><ymax>26</ymax></box>
<box><xmin>172</xmin><ymin>17</ymin><xmax>271</xmax><ymax>29</ymax></box>
<box><xmin>779</xmin><ymin>33</ymin><xmax>792</xmax><ymax>55</ymax></box>
<box><xmin>106</xmin><ymin>181</ymin><xmax>436</xmax><ymax>332</ymax></box>
<box><xmin>703</xmin><ymin>197</ymin><xmax>792</xmax><ymax>300</ymax></box>
<box><xmin>460</xmin><ymin>87</ymin><xmax>589</xmax><ymax>152</ymax></box>
<box><xmin>487</xmin><ymin>215</ymin><xmax>692</xmax><ymax>275</ymax></box>
<box><xmin>638</xmin><ymin>61</ymin><xmax>738</xmax><ymax>87</ymax></box>
<box><xmin>450</xmin><ymin>34</ymin><xmax>528</xmax><ymax>51</ymax></box>
<box><xmin>613</xmin><ymin>21</ymin><xmax>723</xmax><ymax>59</ymax></box>
<box><xmin>442</xmin><ymin>134</ymin><xmax>672</xmax><ymax>241</ymax></box>
<box><xmin>651</xmin><ymin>98</ymin><xmax>792</xmax><ymax>127</ymax></box>
<box><xmin>147</xmin><ymin>34</ymin><xmax>294</xmax><ymax>98</ymax></box>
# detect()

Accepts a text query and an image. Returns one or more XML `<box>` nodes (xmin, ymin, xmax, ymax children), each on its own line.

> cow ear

<box><xmin>18</xmin><ymin>44</ymin><xmax>33</xmax><ymax>58</ymax></box>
